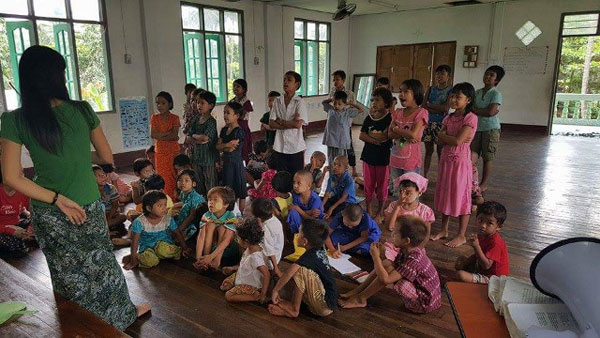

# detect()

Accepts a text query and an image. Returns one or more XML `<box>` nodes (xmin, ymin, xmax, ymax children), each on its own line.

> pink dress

<box><xmin>390</xmin><ymin>107</ymin><xmax>428</xmax><ymax>170</ymax></box>
<box><xmin>384</xmin><ymin>201</ymin><xmax>435</xmax><ymax>261</ymax></box>
<box><xmin>434</xmin><ymin>112</ymin><xmax>478</xmax><ymax>217</ymax></box>
<box><xmin>248</xmin><ymin>169</ymin><xmax>278</xmax><ymax>199</ymax></box>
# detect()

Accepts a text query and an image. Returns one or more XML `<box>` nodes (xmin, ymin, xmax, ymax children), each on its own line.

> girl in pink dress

<box><xmin>432</xmin><ymin>83</ymin><xmax>478</xmax><ymax>248</ymax></box>
<box><xmin>388</xmin><ymin>79</ymin><xmax>428</xmax><ymax>195</ymax></box>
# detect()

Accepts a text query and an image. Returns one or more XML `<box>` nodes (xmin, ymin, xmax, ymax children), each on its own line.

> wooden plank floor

<box><xmin>3</xmin><ymin>128</ymin><xmax>600</xmax><ymax>337</ymax></box>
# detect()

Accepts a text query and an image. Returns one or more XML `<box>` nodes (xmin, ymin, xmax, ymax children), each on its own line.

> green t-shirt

<box><xmin>0</xmin><ymin>101</ymin><xmax>101</xmax><ymax>208</ymax></box>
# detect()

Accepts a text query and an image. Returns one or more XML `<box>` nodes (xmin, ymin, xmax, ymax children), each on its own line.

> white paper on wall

<box><xmin>503</xmin><ymin>46</ymin><xmax>549</xmax><ymax>75</ymax></box>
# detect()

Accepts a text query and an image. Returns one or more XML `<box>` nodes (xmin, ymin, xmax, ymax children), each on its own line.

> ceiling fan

<box><xmin>333</xmin><ymin>0</ymin><xmax>356</xmax><ymax>21</ymax></box>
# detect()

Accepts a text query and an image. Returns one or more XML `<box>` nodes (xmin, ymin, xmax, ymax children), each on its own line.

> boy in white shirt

<box><xmin>251</xmin><ymin>198</ymin><xmax>284</xmax><ymax>278</ymax></box>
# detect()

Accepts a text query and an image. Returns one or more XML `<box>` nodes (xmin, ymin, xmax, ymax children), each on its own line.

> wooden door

<box><xmin>390</xmin><ymin>45</ymin><xmax>413</xmax><ymax>92</ymax></box>
<box><xmin>376</xmin><ymin>46</ymin><xmax>395</xmax><ymax>89</ymax></box>
<box><xmin>432</xmin><ymin>42</ymin><xmax>456</xmax><ymax>84</ymax></box>
<box><xmin>413</xmin><ymin>43</ymin><xmax>434</xmax><ymax>90</ymax></box>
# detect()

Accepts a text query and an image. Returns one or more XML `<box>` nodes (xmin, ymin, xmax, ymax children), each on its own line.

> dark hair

<box><xmin>477</xmin><ymin>201</ymin><xmax>507</xmax><ymax>225</ymax></box>
<box><xmin>401</xmin><ymin>79</ymin><xmax>424</xmax><ymax>106</ymax></box>
<box><xmin>285</xmin><ymin>70</ymin><xmax>302</xmax><ymax>87</ymax></box>
<box><xmin>399</xmin><ymin>179</ymin><xmax>419</xmax><ymax>192</ymax></box>
<box><xmin>397</xmin><ymin>215</ymin><xmax>428</xmax><ymax>247</ymax></box>
<box><xmin>332</xmin><ymin>70</ymin><xmax>346</xmax><ymax>80</ymax></box>
<box><xmin>486</xmin><ymin>65</ymin><xmax>505</xmax><ymax>85</ymax></box>
<box><xmin>435</xmin><ymin>64</ymin><xmax>452</xmax><ymax>74</ymax></box>
<box><xmin>333</xmin><ymin>90</ymin><xmax>348</xmax><ymax>102</ymax></box>
<box><xmin>144</xmin><ymin>173</ymin><xmax>165</xmax><ymax>191</ymax></box>
<box><xmin>17</xmin><ymin>45</ymin><xmax>70</xmax><ymax>154</ymax></box>
<box><xmin>100</xmin><ymin>163</ymin><xmax>115</xmax><ymax>173</ymax></box>
<box><xmin>272</xmin><ymin>171</ymin><xmax>293</xmax><ymax>193</ymax></box>
<box><xmin>251</xmin><ymin>198</ymin><xmax>274</xmax><ymax>221</ymax></box>
<box><xmin>194</xmin><ymin>89</ymin><xmax>216</xmax><ymax>108</ymax></box>
<box><xmin>372</xmin><ymin>87</ymin><xmax>394</xmax><ymax>108</ymax></box>
<box><xmin>142</xmin><ymin>190</ymin><xmax>167</xmax><ymax>216</ymax></box>
<box><xmin>146</xmin><ymin>145</ymin><xmax>155</xmax><ymax>155</ymax></box>
<box><xmin>226</xmin><ymin>101</ymin><xmax>244</xmax><ymax>117</ymax></box>
<box><xmin>450</xmin><ymin>82</ymin><xmax>476</xmax><ymax>113</ymax></box>
<box><xmin>268</xmin><ymin>91</ymin><xmax>281</xmax><ymax>97</ymax></box>
<box><xmin>92</xmin><ymin>164</ymin><xmax>103</xmax><ymax>173</ymax></box>
<box><xmin>177</xmin><ymin>169</ymin><xmax>198</xmax><ymax>186</ymax></box>
<box><xmin>376</xmin><ymin>77</ymin><xmax>390</xmax><ymax>86</ymax></box>
<box><xmin>233</xmin><ymin>79</ymin><xmax>248</xmax><ymax>94</ymax></box>
<box><xmin>300</xmin><ymin>219</ymin><xmax>329</xmax><ymax>248</ymax></box>
<box><xmin>253</xmin><ymin>140</ymin><xmax>268</xmax><ymax>154</ymax></box>
<box><xmin>342</xmin><ymin>204</ymin><xmax>363</xmax><ymax>222</ymax></box>
<box><xmin>185</xmin><ymin>83</ymin><xmax>197</xmax><ymax>94</ymax></box>
<box><xmin>156</xmin><ymin>91</ymin><xmax>174</xmax><ymax>110</ymax></box>
<box><xmin>236</xmin><ymin>217</ymin><xmax>264</xmax><ymax>245</ymax></box>
<box><xmin>207</xmin><ymin>186</ymin><xmax>236</xmax><ymax>211</ymax></box>
<box><xmin>133</xmin><ymin>158</ymin><xmax>153</xmax><ymax>174</ymax></box>
<box><xmin>173</xmin><ymin>154</ymin><xmax>191</xmax><ymax>167</ymax></box>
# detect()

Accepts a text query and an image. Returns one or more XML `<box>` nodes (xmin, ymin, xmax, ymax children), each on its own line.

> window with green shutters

<box><xmin>181</xmin><ymin>3</ymin><xmax>244</xmax><ymax>103</ymax></box>
<box><xmin>53</xmin><ymin>23</ymin><xmax>79</xmax><ymax>100</ymax></box>
<box><xmin>294</xmin><ymin>19</ymin><xmax>330</xmax><ymax>97</ymax></box>
<box><xmin>5</xmin><ymin>20</ymin><xmax>34</xmax><ymax>104</ymax></box>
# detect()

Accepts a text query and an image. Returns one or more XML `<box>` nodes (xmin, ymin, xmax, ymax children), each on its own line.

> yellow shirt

<box><xmin>275</xmin><ymin>194</ymin><xmax>293</xmax><ymax>219</ymax></box>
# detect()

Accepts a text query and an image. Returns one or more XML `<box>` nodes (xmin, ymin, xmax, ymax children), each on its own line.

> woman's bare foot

<box><xmin>267</xmin><ymin>304</ymin><xmax>288</xmax><ymax>317</ymax></box>
<box><xmin>430</xmin><ymin>231</ymin><xmax>449</xmax><ymax>241</ymax></box>
<box><xmin>339</xmin><ymin>295</ymin><xmax>367</xmax><ymax>309</ymax></box>
<box><xmin>445</xmin><ymin>235</ymin><xmax>467</xmax><ymax>248</ymax></box>
<box><xmin>339</xmin><ymin>290</ymin><xmax>357</xmax><ymax>299</ymax></box>
<box><xmin>136</xmin><ymin>303</ymin><xmax>151</xmax><ymax>317</ymax></box>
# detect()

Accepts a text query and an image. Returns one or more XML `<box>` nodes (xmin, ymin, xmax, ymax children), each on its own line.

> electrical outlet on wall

<box><xmin>253</xmin><ymin>56</ymin><xmax>259</xmax><ymax>65</ymax></box>
<box><xmin>124</xmin><ymin>53</ymin><xmax>132</xmax><ymax>64</ymax></box>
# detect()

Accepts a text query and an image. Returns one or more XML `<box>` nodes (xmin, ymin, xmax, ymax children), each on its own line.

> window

<box><xmin>516</xmin><ymin>20</ymin><xmax>542</xmax><ymax>46</ymax></box>
<box><xmin>0</xmin><ymin>0</ymin><xmax>113</xmax><ymax>112</ymax></box>
<box><xmin>181</xmin><ymin>3</ymin><xmax>244</xmax><ymax>103</ymax></box>
<box><xmin>562</xmin><ymin>13</ymin><xmax>600</xmax><ymax>37</ymax></box>
<box><xmin>294</xmin><ymin>19</ymin><xmax>330</xmax><ymax>96</ymax></box>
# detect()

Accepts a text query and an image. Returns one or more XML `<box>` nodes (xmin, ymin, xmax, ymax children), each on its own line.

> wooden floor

<box><xmin>4</xmin><ymin>128</ymin><xmax>600</xmax><ymax>337</ymax></box>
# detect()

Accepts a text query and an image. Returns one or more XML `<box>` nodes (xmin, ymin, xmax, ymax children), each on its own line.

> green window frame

<box><xmin>6</xmin><ymin>21</ymin><xmax>34</xmax><ymax>102</ymax></box>
<box><xmin>53</xmin><ymin>23</ymin><xmax>79</xmax><ymax>100</ymax></box>
<box><xmin>181</xmin><ymin>3</ymin><xmax>244</xmax><ymax>103</ymax></box>
<box><xmin>294</xmin><ymin>19</ymin><xmax>330</xmax><ymax>97</ymax></box>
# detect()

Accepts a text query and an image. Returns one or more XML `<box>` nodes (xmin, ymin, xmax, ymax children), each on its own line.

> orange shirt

<box><xmin>151</xmin><ymin>113</ymin><xmax>181</xmax><ymax>154</ymax></box>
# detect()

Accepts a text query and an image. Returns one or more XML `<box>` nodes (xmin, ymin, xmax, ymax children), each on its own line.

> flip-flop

<box><xmin>0</xmin><ymin>302</ymin><xmax>37</xmax><ymax>324</ymax></box>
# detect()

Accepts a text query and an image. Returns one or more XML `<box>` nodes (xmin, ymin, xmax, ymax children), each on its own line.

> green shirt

<box><xmin>474</xmin><ymin>87</ymin><xmax>503</xmax><ymax>132</ymax></box>
<box><xmin>0</xmin><ymin>101</ymin><xmax>101</xmax><ymax>208</ymax></box>
<box><xmin>187</xmin><ymin>115</ymin><xmax>218</xmax><ymax>167</ymax></box>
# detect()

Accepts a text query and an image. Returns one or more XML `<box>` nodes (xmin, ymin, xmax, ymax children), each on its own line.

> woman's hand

<box><xmin>55</xmin><ymin>194</ymin><xmax>86</xmax><ymax>225</ymax></box>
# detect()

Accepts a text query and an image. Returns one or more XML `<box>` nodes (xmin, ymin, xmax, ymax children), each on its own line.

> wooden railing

<box><xmin>554</xmin><ymin>93</ymin><xmax>600</xmax><ymax>125</ymax></box>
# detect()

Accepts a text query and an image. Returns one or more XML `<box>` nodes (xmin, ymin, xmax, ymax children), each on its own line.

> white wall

<box><xmin>348</xmin><ymin>0</ymin><xmax>599</xmax><ymax>127</ymax></box>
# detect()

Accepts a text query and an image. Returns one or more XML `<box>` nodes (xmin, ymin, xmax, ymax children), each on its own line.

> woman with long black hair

<box><xmin>0</xmin><ymin>45</ymin><xmax>149</xmax><ymax>330</ymax></box>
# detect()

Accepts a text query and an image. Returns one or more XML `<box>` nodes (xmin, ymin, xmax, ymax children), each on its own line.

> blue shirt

<box><xmin>175</xmin><ymin>189</ymin><xmax>206</xmax><ymax>238</ymax></box>
<box><xmin>131</xmin><ymin>214</ymin><xmax>178</xmax><ymax>252</ymax></box>
<box><xmin>474</xmin><ymin>87</ymin><xmax>503</xmax><ymax>131</ymax></box>
<box><xmin>290</xmin><ymin>191</ymin><xmax>324</xmax><ymax>219</ymax></box>
<box><xmin>427</xmin><ymin>86</ymin><xmax>451</xmax><ymax>124</ymax></box>
<box><xmin>199</xmin><ymin>210</ymin><xmax>237</xmax><ymax>231</ymax></box>
<box><xmin>326</xmin><ymin>171</ymin><xmax>357</xmax><ymax>204</ymax></box>
<box><xmin>329</xmin><ymin>210</ymin><xmax>381</xmax><ymax>244</ymax></box>
<box><xmin>322</xmin><ymin>103</ymin><xmax>359</xmax><ymax>149</ymax></box>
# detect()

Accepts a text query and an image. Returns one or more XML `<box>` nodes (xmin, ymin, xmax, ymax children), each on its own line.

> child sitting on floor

<box><xmin>194</xmin><ymin>186</ymin><xmax>238</xmax><ymax>270</ymax></box>
<box><xmin>245</xmin><ymin>140</ymin><xmax>270</xmax><ymax>185</ymax></box>
<box><xmin>93</xmin><ymin>165</ymin><xmax>126</xmax><ymax>230</ymax></box>
<box><xmin>268</xmin><ymin>219</ymin><xmax>338</xmax><ymax>318</ymax></box>
<box><xmin>340</xmin><ymin>215</ymin><xmax>441</xmax><ymax>314</ymax></box>
<box><xmin>325</xmin><ymin>204</ymin><xmax>381</xmax><ymax>258</ymax></box>
<box><xmin>322</xmin><ymin>156</ymin><xmax>357</xmax><ymax>219</ymax></box>
<box><xmin>251</xmin><ymin>198</ymin><xmax>284</xmax><ymax>278</ymax></box>
<box><xmin>129</xmin><ymin>173</ymin><xmax>174</xmax><ymax>221</ymax></box>
<box><xmin>248</xmin><ymin>163</ymin><xmax>277</xmax><ymax>200</ymax></box>
<box><xmin>131</xmin><ymin>158</ymin><xmax>155</xmax><ymax>206</ymax></box>
<box><xmin>220</xmin><ymin>217</ymin><xmax>270</xmax><ymax>303</ymax></box>
<box><xmin>100</xmin><ymin>164</ymin><xmax>132</xmax><ymax>204</ymax></box>
<box><xmin>0</xmin><ymin>166</ymin><xmax>34</xmax><ymax>258</ymax></box>
<box><xmin>173</xmin><ymin>153</ymin><xmax>193</xmax><ymax>175</ymax></box>
<box><xmin>271</xmin><ymin>171</ymin><xmax>293</xmax><ymax>220</ymax></box>
<box><xmin>455</xmin><ymin>201</ymin><xmax>509</xmax><ymax>284</ymax></box>
<box><xmin>171</xmin><ymin>170</ymin><xmax>206</xmax><ymax>248</ymax></box>
<box><xmin>123</xmin><ymin>190</ymin><xmax>182</xmax><ymax>269</ymax></box>
<box><xmin>303</xmin><ymin>151</ymin><xmax>327</xmax><ymax>193</ymax></box>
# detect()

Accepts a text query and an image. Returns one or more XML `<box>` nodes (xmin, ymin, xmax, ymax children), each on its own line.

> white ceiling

<box><xmin>258</xmin><ymin>0</ymin><xmax>518</xmax><ymax>16</ymax></box>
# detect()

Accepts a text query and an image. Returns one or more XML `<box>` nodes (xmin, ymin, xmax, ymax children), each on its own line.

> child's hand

<box><xmin>468</xmin><ymin>234</ymin><xmax>479</xmax><ymax>248</ymax></box>
<box><xmin>369</xmin><ymin>242</ymin><xmax>382</xmax><ymax>258</ymax></box>
<box><xmin>323</xmin><ymin>165</ymin><xmax>329</xmax><ymax>173</ymax></box>
<box><xmin>12</xmin><ymin>227</ymin><xmax>34</xmax><ymax>240</ymax></box>
<box><xmin>131</xmin><ymin>180</ymin><xmax>140</xmax><ymax>190</ymax></box>
<box><xmin>123</xmin><ymin>254</ymin><xmax>139</xmax><ymax>270</ymax></box>
<box><xmin>325</xmin><ymin>208</ymin><xmax>334</xmax><ymax>219</ymax></box>
<box><xmin>271</xmin><ymin>291</ymin><xmax>281</xmax><ymax>305</ymax></box>
<box><xmin>309</xmin><ymin>209</ymin><xmax>321</xmax><ymax>218</ymax></box>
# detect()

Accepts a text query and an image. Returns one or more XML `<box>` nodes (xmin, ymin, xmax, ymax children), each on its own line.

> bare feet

<box><xmin>339</xmin><ymin>296</ymin><xmax>367</xmax><ymax>309</ymax></box>
<box><xmin>136</xmin><ymin>303</ymin><xmax>151</xmax><ymax>317</ymax></box>
<box><xmin>445</xmin><ymin>235</ymin><xmax>467</xmax><ymax>248</ymax></box>
<box><xmin>430</xmin><ymin>231</ymin><xmax>449</xmax><ymax>241</ymax></box>
<box><xmin>339</xmin><ymin>291</ymin><xmax>356</xmax><ymax>299</ymax></box>
<box><xmin>267</xmin><ymin>304</ymin><xmax>288</xmax><ymax>317</ymax></box>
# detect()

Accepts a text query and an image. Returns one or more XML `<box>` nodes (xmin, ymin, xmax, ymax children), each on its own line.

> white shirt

<box><xmin>234</xmin><ymin>249</ymin><xmax>267</xmax><ymax>289</ymax></box>
<box><xmin>260</xmin><ymin>216</ymin><xmax>284</xmax><ymax>269</ymax></box>
<box><xmin>269</xmin><ymin>95</ymin><xmax>308</xmax><ymax>154</ymax></box>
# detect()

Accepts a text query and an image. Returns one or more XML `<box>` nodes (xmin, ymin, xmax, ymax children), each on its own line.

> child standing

<box><xmin>230</xmin><ymin>79</ymin><xmax>254</xmax><ymax>163</ymax></box>
<box><xmin>360</xmin><ymin>87</ymin><xmax>393</xmax><ymax>220</ymax></box>
<box><xmin>325</xmin><ymin>204</ymin><xmax>381</xmax><ymax>258</ymax></box>
<box><xmin>0</xmin><ymin>167</ymin><xmax>33</xmax><ymax>257</ymax></box>
<box><xmin>260</xmin><ymin>91</ymin><xmax>280</xmax><ymax>148</ymax></box>
<box><xmin>100</xmin><ymin>164</ymin><xmax>132</xmax><ymax>204</ymax></box>
<box><xmin>422</xmin><ymin>65</ymin><xmax>452</xmax><ymax>178</ymax></box>
<box><xmin>388</xmin><ymin>79</ymin><xmax>428</xmax><ymax>188</ymax></box>
<box><xmin>194</xmin><ymin>187</ymin><xmax>238</xmax><ymax>270</ymax></box>
<box><xmin>471</xmin><ymin>66</ymin><xmax>505</xmax><ymax>193</ymax></box>
<box><xmin>329</xmin><ymin>70</ymin><xmax>358</xmax><ymax>177</ymax></box>
<box><xmin>187</xmin><ymin>89</ymin><xmax>219</xmax><ymax>196</ymax></box>
<box><xmin>432</xmin><ymin>83</ymin><xmax>478</xmax><ymax>248</ymax></box>
<box><xmin>151</xmin><ymin>91</ymin><xmax>180</xmax><ymax>199</ymax></box>
<box><xmin>271</xmin><ymin>171</ymin><xmax>293</xmax><ymax>220</ymax></box>
<box><xmin>456</xmin><ymin>201</ymin><xmax>509</xmax><ymax>284</ymax></box>
<box><xmin>322</xmin><ymin>156</ymin><xmax>357</xmax><ymax>220</ymax></box>
<box><xmin>172</xmin><ymin>170</ymin><xmax>206</xmax><ymax>246</ymax></box>
<box><xmin>269</xmin><ymin>71</ymin><xmax>308</xmax><ymax>174</ymax></box>
<box><xmin>340</xmin><ymin>215</ymin><xmax>441</xmax><ymax>314</ymax></box>
<box><xmin>303</xmin><ymin>151</ymin><xmax>327</xmax><ymax>193</ymax></box>
<box><xmin>217</xmin><ymin>102</ymin><xmax>247</xmax><ymax>213</ymax></box>
<box><xmin>322</xmin><ymin>91</ymin><xmax>363</xmax><ymax>166</ymax></box>
<box><xmin>251</xmin><ymin>198</ymin><xmax>284</xmax><ymax>278</ymax></box>
<box><xmin>123</xmin><ymin>190</ymin><xmax>182</xmax><ymax>269</ymax></box>
<box><xmin>220</xmin><ymin>217</ymin><xmax>270</xmax><ymax>303</ymax></box>
<box><xmin>182</xmin><ymin>83</ymin><xmax>197</xmax><ymax>156</ymax></box>
<box><xmin>268</xmin><ymin>219</ymin><xmax>338</xmax><ymax>318</ymax></box>
<box><xmin>375</xmin><ymin>77</ymin><xmax>390</xmax><ymax>90</ymax></box>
